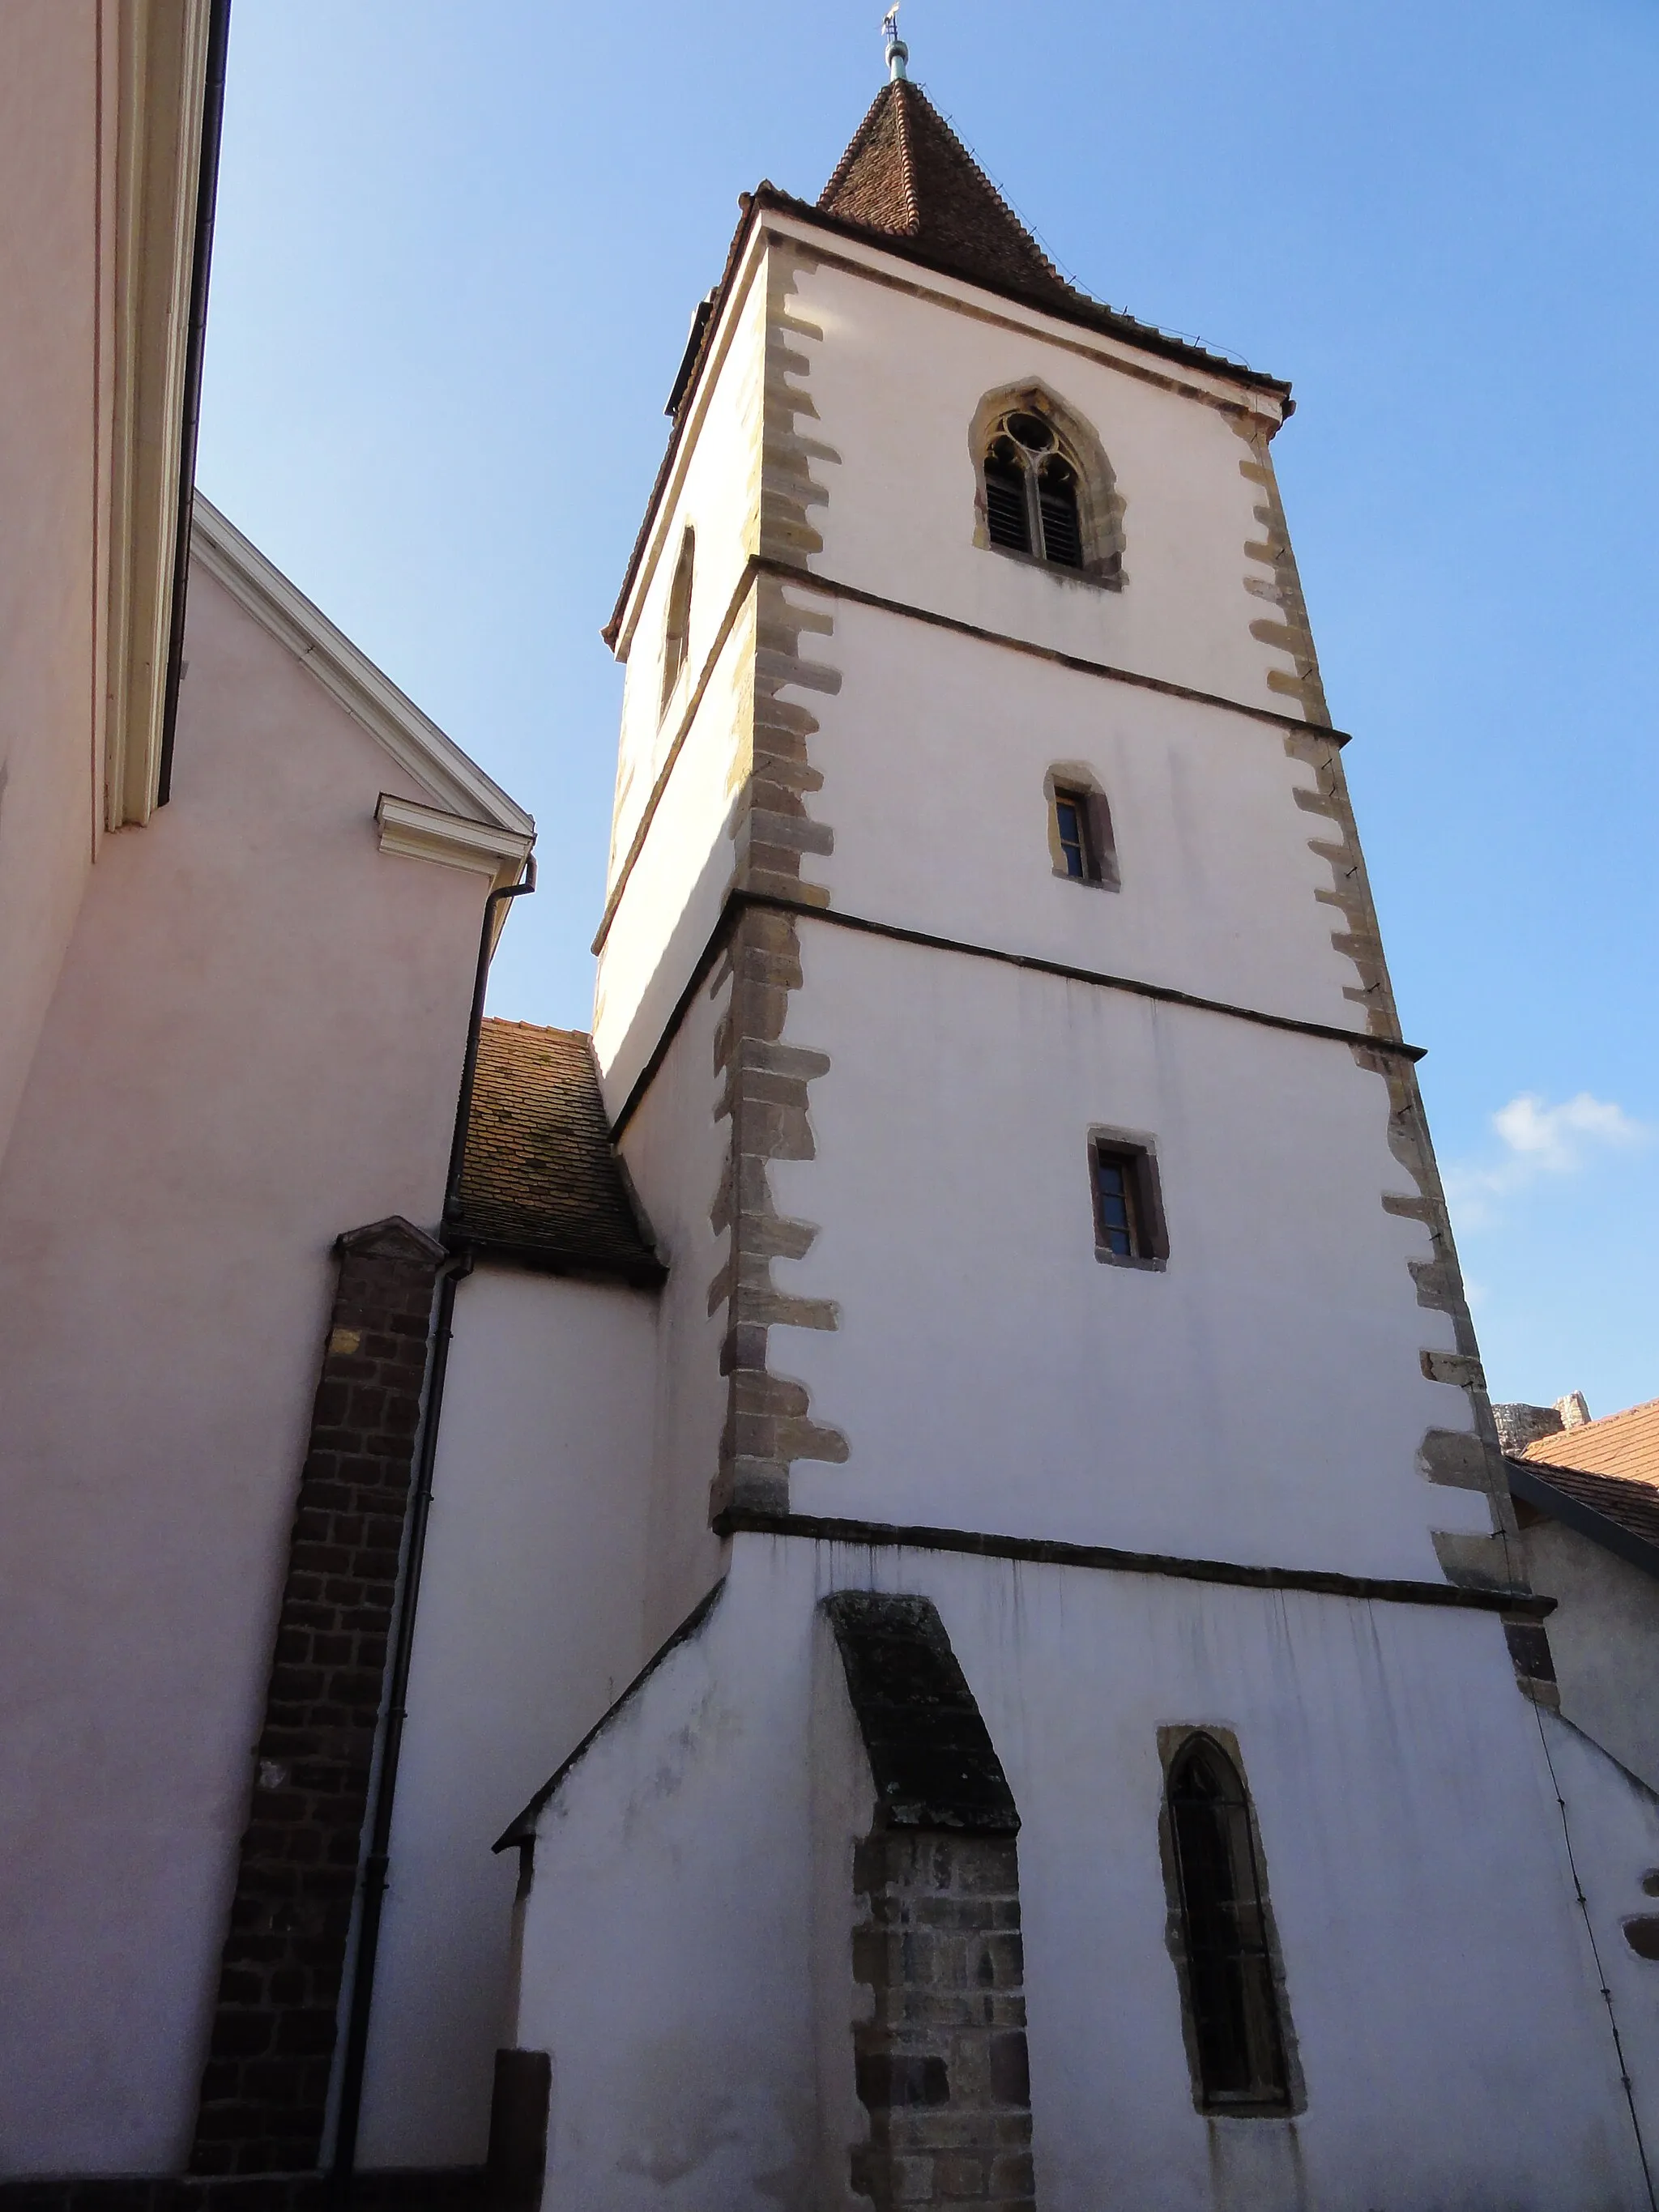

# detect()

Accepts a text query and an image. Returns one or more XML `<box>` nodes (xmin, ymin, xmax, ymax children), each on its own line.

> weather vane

<box><xmin>882</xmin><ymin>5</ymin><xmax>909</xmax><ymax>81</ymax></box>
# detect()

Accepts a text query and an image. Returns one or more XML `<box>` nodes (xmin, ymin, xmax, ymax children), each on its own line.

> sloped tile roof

<box><xmin>1521</xmin><ymin>1396</ymin><xmax>1659</xmax><ymax>1485</ymax></box>
<box><xmin>818</xmin><ymin>79</ymin><xmax>1079</xmax><ymax>312</ymax></box>
<box><xmin>451</xmin><ymin>1019</ymin><xmax>663</xmax><ymax>1284</ymax></box>
<box><xmin>1513</xmin><ymin>1457</ymin><xmax>1659</xmax><ymax>1560</ymax></box>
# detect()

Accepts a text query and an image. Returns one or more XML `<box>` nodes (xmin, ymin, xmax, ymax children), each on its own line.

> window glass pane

<box><xmin>1169</xmin><ymin>1741</ymin><xmax>1289</xmax><ymax>2108</ymax></box>
<box><xmin>1094</xmin><ymin>1156</ymin><xmax>1134</xmax><ymax>1256</ymax></box>
<box><xmin>1055</xmin><ymin>797</ymin><xmax>1085</xmax><ymax>878</ymax></box>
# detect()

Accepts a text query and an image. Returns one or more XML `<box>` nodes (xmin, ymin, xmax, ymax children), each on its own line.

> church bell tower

<box><xmin>498</xmin><ymin>46</ymin><xmax>1659</xmax><ymax>2212</ymax></box>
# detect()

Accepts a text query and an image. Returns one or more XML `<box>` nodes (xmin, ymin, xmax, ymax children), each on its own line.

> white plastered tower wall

<box><xmin>514</xmin><ymin>113</ymin><xmax>1659</xmax><ymax>2211</ymax></box>
<box><xmin>592</xmin><ymin>203</ymin><xmax>1515</xmax><ymax>1612</ymax></box>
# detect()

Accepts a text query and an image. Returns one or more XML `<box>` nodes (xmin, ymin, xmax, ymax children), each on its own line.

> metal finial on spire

<box><xmin>882</xmin><ymin>6</ymin><xmax>908</xmax><ymax>81</ymax></box>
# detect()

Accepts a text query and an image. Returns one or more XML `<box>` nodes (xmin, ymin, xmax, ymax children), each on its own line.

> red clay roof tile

<box><xmin>451</xmin><ymin>1019</ymin><xmax>662</xmax><ymax>1283</ymax></box>
<box><xmin>1522</xmin><ymin>1397</ymin><xmax>1659</xmax><ymax>1486</ymax></box>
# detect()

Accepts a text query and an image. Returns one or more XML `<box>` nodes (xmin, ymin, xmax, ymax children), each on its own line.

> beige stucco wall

<box><xmin>0</xmin><ymin>560</ymin><xmax>493</xmax><ymax>2175</ymax></box>
<box><xmin>0</xmin><ymin>0</ymin><xmax>212</xmax><ymax>1175</ymax></box>
<box><xmin>0</xmin><ymin>5</ymin><xmax>107</xmax><ymax>1165</ymax></box>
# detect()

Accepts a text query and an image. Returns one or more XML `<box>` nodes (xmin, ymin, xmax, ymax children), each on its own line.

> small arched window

<box><xmin>659</xmin><ymin>526</ymin><xmax>694</xmax><ymax>718</ymax></box>
<box><xmin>983</xmin><ymin>408</ymin><xmax>1083</xmax><ymax>567</ymax></box>
<box><xmin>1164</xmin><ymin>1734</ymin><xmax>1293</xmax><ymax>2112</ymax></box>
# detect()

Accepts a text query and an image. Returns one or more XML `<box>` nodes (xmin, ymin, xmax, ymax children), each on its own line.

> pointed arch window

<box><xmin>983</xmin><ymin>409</ymin><xmax>1083</xmax><ymax>567</ymax></box>
<box><xmin>659</xmin><ymin>526</ymin><xmax>695</xmax><ymax>719</ymax></box>
<box><xmin>1163</xmin><ymin>1733</ymin><xmax>1294</xmax><ymax>2113</ymax></box>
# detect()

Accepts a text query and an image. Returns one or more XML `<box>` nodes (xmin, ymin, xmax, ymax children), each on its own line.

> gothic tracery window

<box><xmin>983</xmin><ymin>407</ymin><xmax>1085</xmax><ymax>569</ymax></box>
<box><xmin>1165</xmin><ymin>1734</ymin><xmax>1293</xmax><ymax>2112</ymax></box>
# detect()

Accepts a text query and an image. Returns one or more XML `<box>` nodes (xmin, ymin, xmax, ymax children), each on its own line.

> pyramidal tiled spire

<box><xmin>817</xmin><ymin>79</ymin><xmax>1080</xmax><ymax>311</ymax></box>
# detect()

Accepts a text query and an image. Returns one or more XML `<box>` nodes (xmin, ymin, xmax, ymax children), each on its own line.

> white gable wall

<box><xmin>356</xmin><ymin>1263</ymin><xmax>660</xmax><ymax>2168</ymax></box>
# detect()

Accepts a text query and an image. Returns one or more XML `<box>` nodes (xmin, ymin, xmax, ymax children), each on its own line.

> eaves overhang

<box><xmin>1508</xmin><ymin>1455</ymin><xmax>1659</xmax><ymax>1585</ymax></box>
<box><xmin>603</xmin><ymin>181</ymin><xmax>1292</xmax><ymax>658</ymax></box>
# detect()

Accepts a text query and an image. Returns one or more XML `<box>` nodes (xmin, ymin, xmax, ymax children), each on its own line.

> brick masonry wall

<box><xmin>189</xmin><ymin>1219</ymin><xmax>446</xmax><ymax>2178</ymax></box>
<box><xmin>851</xmin><ymin>1831</ymin><xmax>1036</xmax><ymax>2212</ymax></box>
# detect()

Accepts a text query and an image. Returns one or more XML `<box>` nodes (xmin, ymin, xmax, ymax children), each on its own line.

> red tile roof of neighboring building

<box><xmin>1508</xmin><ymin>1399</ymin><xmax>1659</xmax><ymax>1569</ymax></box>
<box><xmin>1516</xmin><ymin>1459</ymin><xmax>1659</xmax><ymax>1556</ymax></box>
<box><xmin>451</xmin><ymin>1019</ymin><xmax>663</xmax><ymax>1284</ymax></box>
<box><xmin>1522</xmin><ymin>1397</ymin><xmax>1659</xmax><ymax>1485</ymax></box>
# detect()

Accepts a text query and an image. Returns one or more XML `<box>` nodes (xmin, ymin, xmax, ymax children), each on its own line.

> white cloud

<box><xmin>1444</xmin><ymin>1091</ymin><xmax>1648</xmax><ymax>1230</ymax></box>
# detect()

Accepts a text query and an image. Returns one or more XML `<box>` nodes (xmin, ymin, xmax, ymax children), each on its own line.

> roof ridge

<box><xmin>482</xmin><ymin>1015</ymin><xmax>595</xmax><ymax>1042</ymax></box>
<box><xmin>817</xmin><ymin>79</ymin><xmax>1077</xmax><ymax>308</ymax></box>
<box><xmin>891</xmin><ymin>81</ymin><xmax>921</xmax><ymax>233</ymax></box>
<box><xmin>817</xmin><ymin>83</ymin><xmax>890</xmax><ymax>212</ymax></box>
<box><xmin>1564</xmin><ymin>1393</ymin><xmax>1659</xmax><ymax>1434</ymax></box>
<box><xmin>908</xmin><ymin>82</ymin><xmax>1073</xmax><ymax>293</ymax></box>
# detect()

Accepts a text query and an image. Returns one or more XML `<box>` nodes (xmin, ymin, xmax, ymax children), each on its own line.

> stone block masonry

<box><xmin>851</xmin><ymin>1831</ymin><xmax>1036</xmax><ymax>2212</ymax></box>
<box><xmin>188</xmin><ymin>1218</ymin><xmax>446</xmax><ymax>2179</ymax></box>
<box><xmin>826</xmin><ymin>1592</ymin><xmax>1035</xmax><ymax>2211</ymax></box>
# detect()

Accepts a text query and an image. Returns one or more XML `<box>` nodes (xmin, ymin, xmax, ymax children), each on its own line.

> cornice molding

<box><xmin>375</xmin><ymin>795</ymin><xmax>533</xmax><ymax>891</ymax></box>
<box><xmin>190</xmin><ymin>496</ymin><xmax>534</xmax><ymax>842</ymax></box>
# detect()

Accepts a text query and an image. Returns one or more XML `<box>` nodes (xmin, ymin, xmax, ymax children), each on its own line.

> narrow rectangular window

<box><xmin>1093</xmin><ymin>1149</ymin><xmax>1141</xmax><ymax>1257</ymax></box>
<box><xmin>1045</xmin><ymin>773</ymin><xmax>1119</xmax><ymax>892</ymax></box>
<box><xmin>1088</xmin><ymin>1132</ymin><xmax>1167</xmax><ymax>1268</ymax></box>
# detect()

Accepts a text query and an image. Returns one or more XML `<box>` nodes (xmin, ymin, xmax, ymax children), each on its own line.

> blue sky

<box><xmin>195</xmin><ymin>0</ymin><xmax>1657</xmax><ymax>1417</ymax></box>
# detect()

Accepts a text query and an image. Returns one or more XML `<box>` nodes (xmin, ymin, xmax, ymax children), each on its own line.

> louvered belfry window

<box><xmin>1166</xmin><ymin>1736</ymin><xmax>1292</xmax><ymax>2112</ymax></box>
<box><xmin>983</xmin><ymin>407</ymin><xmax>1085</xmax><ymax>569</ymax></box>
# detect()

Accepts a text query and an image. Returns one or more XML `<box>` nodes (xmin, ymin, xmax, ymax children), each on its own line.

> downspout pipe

<box><xmin>330</xmin><ymin>856</ymin><xmax>536</xmax><ymax>2198</ymax></box>
<box><xmin>446</xmin><ymin>856</ymin><xmax>538</xmax><ymax>1224</ymax></box>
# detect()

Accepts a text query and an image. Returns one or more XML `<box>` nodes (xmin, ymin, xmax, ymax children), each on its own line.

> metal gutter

<box><xmin>156</xmin><ymin>0</ymin><xmax>232</xmax><ymax>806</ymax></box>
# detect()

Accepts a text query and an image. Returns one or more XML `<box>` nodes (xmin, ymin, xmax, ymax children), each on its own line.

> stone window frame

<box><xmin>1155</xmin><ymin>1724</ymin><xmax>1306</xmax><ymax>2119</ymax></box>
<box><xmin>970</xmin><ymin>378</ymin><xmax>1126</xmax><ymax>589</ymax></box>
<box><xmin>1086</xmin><ymin>1125</ymin><xmax>1168</xmax><ymax>1272</ymax></box>
<box><xmin>1044</xmin><ymin>762</ymin><xmax>1120</xmax><ymax>891</ymax></box>
<box><xmin>659</xmin><ymin>524</ymin><xmax>695</xmax><ymax>721</ymax></box>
